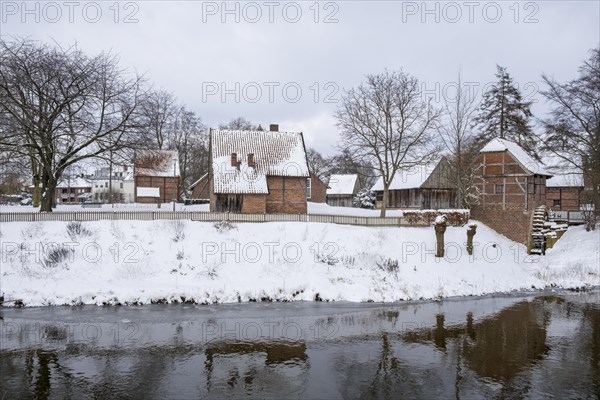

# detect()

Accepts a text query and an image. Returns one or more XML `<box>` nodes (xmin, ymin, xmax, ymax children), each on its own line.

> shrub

<box><xmin>403</xmin><ymin>210</ymin><xmax>469</xmax><ymax>226</ymax></box>
<box><xmin>66</xmin><ymin>221</ymin><xmax>92</xmax><ymax>240</ymax></box>
<box><xmin>40</xmin><ymin>243</ymin><xmax>74</xmax><ymax>269</ymax></box>
<box><xmin>376</xmin><ymin>256</ymin><xmax>399</xmax><ymax>273</ymax></box>
<box><xmin>169</xmin><ymin>220</ymin><xmax>186</xmax><ymax>241</ymax></box>
<box><xmin>214</xmin><ymin>220</ymin><xmax>237</xmax><ymax>233</ymax></box>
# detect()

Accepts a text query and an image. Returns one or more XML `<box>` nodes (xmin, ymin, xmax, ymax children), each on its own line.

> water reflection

<box><xmin>1</xmin><ymin>292</ymin><xmax>598</xmax><ymax>399</ymax></box>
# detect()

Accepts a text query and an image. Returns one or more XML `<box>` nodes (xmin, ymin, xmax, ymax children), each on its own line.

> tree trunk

<box><xmin>466</xmin><ymin>224</ymin><xmax>477</xmax><ymax>255</ymax></box>
<box><xmin>30</xmin><ymin>158</ymin><xmax>40</xmax><ymax>208</ymax></box>
<box><xmin>39</xmin><ymin>171</ymin><xmax>57</xmax><ymax>212</ymax></box>
<box><xmin>434</xmin><ymin>217</ymin><xmax>447</xmax><ymax>257</ymax></box>
<box><xmin>380</xmin><ymin>186</ymin><xmax>389</xmax><ymax>217</ymax></box>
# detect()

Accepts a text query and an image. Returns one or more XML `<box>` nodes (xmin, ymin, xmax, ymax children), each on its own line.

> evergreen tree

<box><xmin>473</xmin><ymin>65</ymin><xmax>537</xmax><ymax>157</ymax></box>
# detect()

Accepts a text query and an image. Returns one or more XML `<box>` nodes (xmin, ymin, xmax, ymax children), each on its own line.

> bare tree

<box><xmin>306</xmin><ymin>147</ymin><xmax>330</xmax><ymax>180</ymax></box>
<box><xmin>218</xmin><ymin>116</ymin><xmax>260</xmax><ymax>130</ymax></box>
<box><xmin>336</xmin><ymin>70</ymin><xmax>441</xmax><ymax>216</ymax></box>
<box><xmin>540</xmin><ymin>48</ymin><xmax>600</xmax><ymax>213</ymax></box>
<box><xmin>170</xmin><ymin>107</ymin><xmax>208</xmax><ymax>198</ymax></box>
<box><xmin>0</xmin><ymin>38</ymin><xmax>146</xmax><ymax>212</ymax></box>
<box><xmin>437</xmin><ymin>71</ymin><xmax>480</xmax><ymax>208</ymax></box>
<box><xmin>328</xmin><ymin>148</ymin><xmax>377</xmax><ymax>190</ymax></box>
<box><xmin>140</xmin><ymin>89</ymin><xmax>177</xmax><ymax>149</ymax></box>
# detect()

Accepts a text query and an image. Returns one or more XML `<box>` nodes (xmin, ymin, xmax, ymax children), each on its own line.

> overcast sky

<box><xmin>1</xmin><ymin>0</ymin><xmax>598</xmax><ymax>155</ymax></box>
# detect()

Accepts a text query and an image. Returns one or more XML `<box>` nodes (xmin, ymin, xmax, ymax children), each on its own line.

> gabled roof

<box><xmin>211</xmin><ymin>129</ymin><xmax>309</xmax><ymax>194</ymax></box>
<box><xmin>371</xmin><ymin>161</ymin><xmax>439</xmax><ymax>191</ymax></box>
<box><xmin>546</xmin><ymin>172</ymin><xmax>584</xmax><ymax>188</ymax></box>
<box><xmin>480</xmin><ymin>138</ymin><xmax>551</xmax><ymax>176</ymax></box>
<box><xmin>134</xmin><ymin>150</ymin><xmax>180</xmax><ymax>177</ymax></box>
<box><xmin>56</xmin><ymin>177</ymin><xmax>92</xmax><ymax>188</ymax></box>
<box><xmin>327</xmin><ymin>174</ymin><xmax>358</xmax><ymax>195</ymax></box>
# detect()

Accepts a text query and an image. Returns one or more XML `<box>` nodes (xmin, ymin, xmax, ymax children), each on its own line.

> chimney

<box><xmin>248</xmin><ymin>153</ymin><xmax>255</xmax><ymax>167</ymax></box>
<box><xmin>231</xmin><ymin>153</ymin><xmax>237</xmax><ymax>167</ymax></box>
<box><xmin>269</xmin><ymin>124</ymin><xmax>279</xmax><ymax>132</ymax></box>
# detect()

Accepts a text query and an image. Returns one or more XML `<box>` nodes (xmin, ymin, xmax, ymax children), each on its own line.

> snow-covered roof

<box><xmin>137</xmin><ymin>187</ymin><xmax>160</xmax><ymax>197</ymax></box>
<box><xmin>211</xmin><ymin>129</ymin><xmax>309</xmax><ymax>194</ymax></box>
<box><xmin>546</xmin><ymin>173</ymin><xmax>584</xmax><ymax>187</ymax></box>
<box><xmin>480</xmin><ymin>138</ymin><xmax>551</xmax><ymax>176</ymax></box>
<box><xmin>135</xmin><ymin>150</ymin><xmax>180</xmax><ymax>177</ymax></box>
<box><xmin>371</xmin><ymin>162</ymin><xmax>438</xmax><ymax>191</ymax></box>
<box><xmin>327</xmin><ymin>174</ymin><xmax>358</xmax><ymax>195</ymax></box>
<box><xmin>56</xmin><ymin>177</ymin><xmax>93</xmax><ymax>188</ymax></box>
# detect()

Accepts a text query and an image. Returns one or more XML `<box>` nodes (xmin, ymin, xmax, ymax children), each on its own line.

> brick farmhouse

<box><xmin>209</xmin><ymin>125</ymin><xmax>310</xmax><ymax>214</ymax></box>
<box><xmin>471</xmin><ymin>138</ymin><xmax>552</xmax><ymax>243</ymax></box>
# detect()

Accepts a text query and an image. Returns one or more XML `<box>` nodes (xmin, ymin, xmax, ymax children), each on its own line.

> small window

<box><xmin>553</xmin><ymin>199</ymin><xmax>560</xmax><ymax>207</ymax></box>
<box><xmin>305</xmin><ymin>178</ymin><xmax>312</xmax><ymax>199</ymax></box>
<box><xmin>120</xmin><ymin>182</ymin><xmax>123</xmax><ymax>189</ymax></box>
<box><xmin>495</xmin><ymin>184</ymin><xmax>504</xmax><ymax>194</ymax></box>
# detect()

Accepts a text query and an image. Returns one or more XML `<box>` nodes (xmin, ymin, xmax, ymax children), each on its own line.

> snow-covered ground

<box><xmin>1</xmin><ymin>201</ymin><xmax>465</xmax><ymax>217</ymax></box>
<box><xmin>0</xmin><ymin>218</ymin><xmax>597</xmax><ymax>307</ymax></box>
<box><xmin>0</xmin><ymin>202</ymin><xmax>211</xmax><ymax>213</ymax></box>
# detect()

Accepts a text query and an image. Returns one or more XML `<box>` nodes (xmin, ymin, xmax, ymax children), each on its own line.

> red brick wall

<box><xmin>242</xmin><ymin>194</ymin><xmax>266</xmax><ymax>213</ymax></box>
<box><xmin>209</xmin><ymin>175</ymin><xmax>308</xmax><ymax>214</ymax></box>
<box><xmin>546</xmin><ymin>187</ymin><xmax>582</xmax><ymax>211</ymax></box>
<box><xmin>135</xmin><ymin>176</ymin><xmax>179</xmax><ymax>203</ymax></box>
<box><xmin>266</xmin><ymin>176</ymin><xmax>307</xmax><ymax>214</ymax></box>
<box><xmin>471</xmin><ymin>206</ymin><xmax>533</xmax><ymax>244</ymax></box>
<box><xmin>308</xmin><ymin>173</ymin><xmax>327</xmax><ymax>203</ymax></box>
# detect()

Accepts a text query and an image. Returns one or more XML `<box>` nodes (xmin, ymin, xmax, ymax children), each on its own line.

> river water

<box><xmin>1</xmin><ymin>290</ymin><xmax>599</xmax><ymax>399</ymax></box>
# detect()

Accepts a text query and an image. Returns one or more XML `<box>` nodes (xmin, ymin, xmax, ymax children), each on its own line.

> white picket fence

<box><xmin>0</xmin><ymin>210</ymin><xmax>432</xmax><ymax>227</ymax></box>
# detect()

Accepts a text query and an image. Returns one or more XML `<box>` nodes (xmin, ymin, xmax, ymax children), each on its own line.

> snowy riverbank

<box><xmin>0</xmin><ymin>219</ymin><xmax>598</xmax><ymax>307</ymax></box>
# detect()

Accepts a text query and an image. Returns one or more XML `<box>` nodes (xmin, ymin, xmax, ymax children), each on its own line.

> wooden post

<box><xmin>434</xmin><ymin>214</ymin><xmax>447</xmax><ymax>258</ymax></box>
<box><xmin>466</xmin><ymin>223</ymin><xmax>477</xmax><ymax>255</ymax></box>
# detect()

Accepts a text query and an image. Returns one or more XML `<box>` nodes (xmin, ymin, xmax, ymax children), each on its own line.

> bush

<box><xmin>169</xmin><ymin>220</ymin><xmax>186</xmax><ymax>242</ymax></box>
<box><xmin>41</xmin><ymin>243</ymin><xmax>74</xmax><ymax>269</ymax></box>
<box><xmin>214</xmin><ymin>220</ymin><xmax>237</xmax><ymax>233</ymax></box>
<box><xmin>403</xmin><ymin>210</ymin><xmax>469</xmax><ymax>226</ymax></box>
<box><xmin>376</xmin><ymin>256</ymin><xmax>399</xmax><ymax>273</ymax></box>
<box><xmin>66</xmin><ymin>221</ymin><xmax>92</xmax><ymax>240</ymax></box>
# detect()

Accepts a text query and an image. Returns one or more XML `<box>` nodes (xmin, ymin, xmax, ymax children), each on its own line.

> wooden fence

<box><xmin>0</xmin><ymin>210</ymin><xmax>463</xmax><ymax>227</ymax></box>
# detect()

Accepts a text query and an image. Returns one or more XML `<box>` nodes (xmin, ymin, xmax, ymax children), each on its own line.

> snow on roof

<box><xmin>135</xmin><ymin>150</ymin><xmax>180</xmax><ymax>177</ymax></box>
<box><xmin>211</xmin><ymin>129</ymin><xmax>309</xmax><ymax>194</ymax></box>
<box><xmin>480</xmin><ymin>138</ymin><xmax>551</xmax><ymax>176</ymax></box>
<box><xmin>327</xmin><ymin>174</ymin><xmax>358</xmax><ymax>195</ymax></box>
<box><xmin>137</xmin><ymin>187</ymin><xmax>160</xmax><ymax>197</ymax></box>
<box><xmin>546</xmin><ymin>173</ymin><xmax>584</xmax><ymax>187</ymax></box>
<box><xmin>371</xmin><ymin>162</ymin><xmax>438</xmax><ymax>191</ymax></box>
<box><xmin>56</xmin><ymin>177</ymin><xmax>92</xmax><ymax>188</ymax></box>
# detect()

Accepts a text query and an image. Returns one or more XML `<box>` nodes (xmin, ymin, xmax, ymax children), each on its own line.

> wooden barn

<box><xmin>326</xmin><ymin>174</ymin><xmax>359</xmax><ymax>207</ymax></box>
<box><xmin>209</xmin><ymin>124</ymin><xmax>310</xmax><ymax>214</ymax></box>
<box><xmin>371</xmin><ymin>157</ymin><xmax>457</xmax><ymax>209</ymax></box>
<box><xmin>134</xmin><ymin>150</ymin><xmax>180</xmax><ymax>204</ymax></box>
